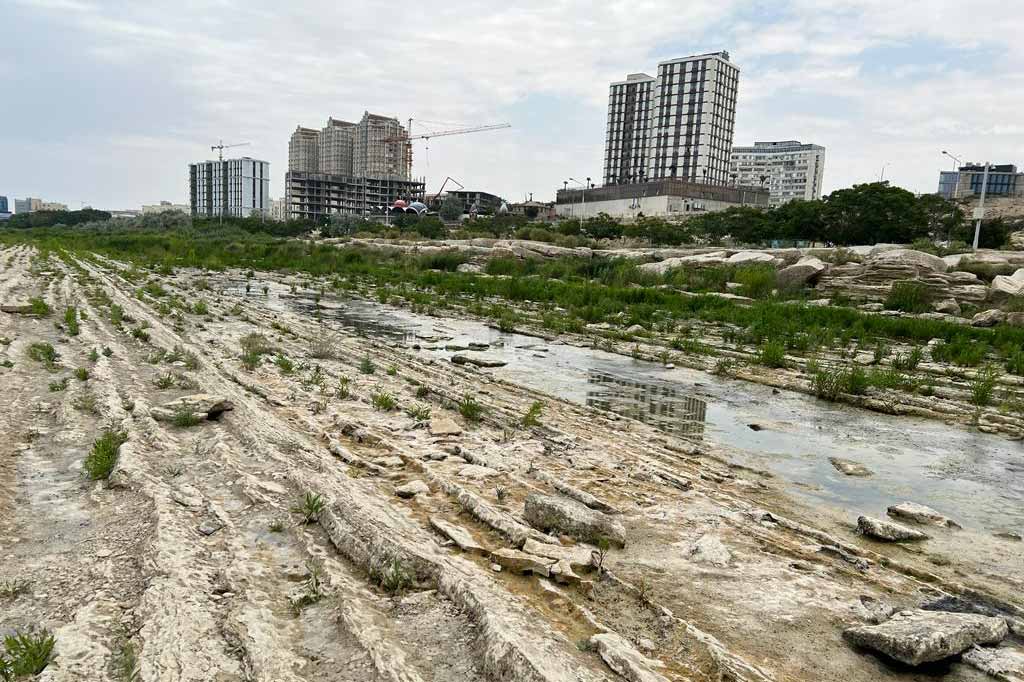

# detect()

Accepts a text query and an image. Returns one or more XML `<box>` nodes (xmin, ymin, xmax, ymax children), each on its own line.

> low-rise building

<box><xmin>142</xmin><ymin>201</ymin><xmax>189</xmax><ymax>214</ymax></box>
<box><xmin>269</xmin><ymin>198</ymin><xmax>287</xmax><ymax>221</ymax></box>
<box><xmin>39</xmin><ymin>201</ymin><xmax>68</xmax><ymax>211</ymax></box>
<box><xmin>444</xmin><ymin>190</ymin><xmax>505</xmax><ymax>215</ymax></box>
<box><xmin>729</xmin><ymin>140</ymin><xmax>825</xmax><ymax>206</ymax></box>
<box><xmin>14</xmin><ymin>198</ymin><xmax>41</xmax><ymax>213</ymax></box>
<box><xmin>509</xmin><ymin>200</ymin><xmax>555</xmax><ymax>220</ymax></box>
<box><xmin>555</xmin><ymin>179</ymin><xmax>769</xmax><ymax>221</ymax></box>
<box><xmin>938</xmin><ymin>164</ymin><xmax>1023</xmax><ymax>200</ymax></box>
<box><xmin>189</xmin><ymin>157</ymin><xmax>270</xmax><ymax>218</ymax></box>
<box><xmin>284</xmin><ymin>171</ymin><xmax>424</xmax><ymax>221</ymax></box>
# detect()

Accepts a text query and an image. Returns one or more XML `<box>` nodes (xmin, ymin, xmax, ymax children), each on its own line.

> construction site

<box><xmin>285</xmin><ymin>113</ymin><xmax>509</xmax><ymax>220</ymax></box>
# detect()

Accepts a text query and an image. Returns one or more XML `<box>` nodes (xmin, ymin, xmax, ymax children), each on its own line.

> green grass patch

<box><xmin>83</xmin><ymin>429</ymin><xmax>128</xmax><ymax>480</ymax></box>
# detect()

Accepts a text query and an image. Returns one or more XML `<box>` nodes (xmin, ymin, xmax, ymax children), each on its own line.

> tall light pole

<box><xmin>879</xmin><ymin>163</ymin><xmax>890</xmax><ymax>182</ymax></box>
<box><xmin>941</xmin><ymin>150</ymin><xmax>962</xmax><ymax>199</ymax></box>
<box><xmin>972</xmin><ymin>162</ymin><xmax>990</xmax><ymax>250</ymax></box>
<box><xmin>568</xmin><ymin>177</ymin><xmax>587</xmax><ymax>230</ymax></box>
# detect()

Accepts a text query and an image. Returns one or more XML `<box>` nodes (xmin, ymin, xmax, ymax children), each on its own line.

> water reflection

<box><xmin>587</xmin><ymin>370</ymin><xmax>707</xmax><ymax>438</ymax></box>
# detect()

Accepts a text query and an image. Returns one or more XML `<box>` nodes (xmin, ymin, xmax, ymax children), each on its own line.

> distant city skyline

<box><xmin>2</xmin><ymin>0</ymin><xmax>1022</xmax><ymax>211</ymax></box>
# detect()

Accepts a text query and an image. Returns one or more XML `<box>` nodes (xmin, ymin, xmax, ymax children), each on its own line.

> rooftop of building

<box><xmin>557</xmin><ymin>178</ymin><xmax>768</xmax><ymax>205</ymax></box>
<box><xmin>731</xmin><ymin>140</ymin><xmax>825</xmax><ymax>153</ymax></box>
<box><xmin>957</xmin><ymin>163</ymin><xmax>1018</xmax><ymax>173</ymax></box>
<box><xmin>657</xmin><ymin>50</ymin><xmax>733</xmax><ymax>66</ymax></box>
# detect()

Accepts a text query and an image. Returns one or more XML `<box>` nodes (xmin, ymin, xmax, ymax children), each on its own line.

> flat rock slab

<box><xmin>524</xmin><ymin>493</ymin><xmax>627</xmax><ymax>548</ymax></box>
<box><xmin>395</xmin><ymin>480</ymin><xmax>430</xmax><ymax>499</ymax></box>
<box><xmin>686</xmin><ymin>534</ymin><xmax>732</xmax><ymax>567</ymax></box>
<box><xmin>830</xmin><ymin>457</ymin><xmax>873</xmax><ymax>477</ymax></box>
<box><xmin>451</xmin><ymin>354</ymin><xmax>507</xmax><ymax>368</ymax></box>
<box><xmin>522</xmin><ymin>538</ymin><xmax>594</xmax><ymax>572</ymax></box>
<box><xmin>151</xmin><ymin>394</ymin><xmax>234</xmax><ymax>422</ymax></box>
<box><xmin>430</xmin><ymin>516</ymin><xmax>488</xmax><ymax>555</ymax></box>
<box><xmin>843</xmin><ymin>609</ymin><xmax>1008</xmax><ymax>666</ymax></box>
<box><xmin>490</xmin><ymin>548</ymin><xmax>554</xmax><ymax>577</ymax></box>
<box><xmin>458</xmin><ymin>464</ymin><xmax>499</xmax><ymax>480</ymax></box>
<box><xmin>858</xmin><ymin>515</ymin><xmax>929</xmax><ymax>542</ymax></box>
<box><xmin>590</xmin><ymin>632</ymin><xmax>669</xmax><ymax>682</ymax></box>
<box><xmin>429</xmin><ymin>416</ymin><xmax>462</xmax><ymax>437</ymax></box>
<box><xmin>887</xmin><ymin>502</ymin><xmax>960</xmax><ymax>528</ymax></box>
<box><xmin>962</xmin><ymin>645</ymin><xmax>1024</xmax><ymax>679</ymax></box>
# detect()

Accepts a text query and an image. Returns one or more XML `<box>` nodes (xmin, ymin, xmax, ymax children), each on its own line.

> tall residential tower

<box><xmin>604</xmin><ymin>51</ymin><xmax>739</xmax><ymax>187</ymax></box>
<box><xmin>729</xmin><ymin>141</ymin><xmax>826</xmax><ymax>205</ymax></box>
<box><xmin>189</xmin><ymin>157</ymin><xmax>270</xmax><ymax>218</ymax></box>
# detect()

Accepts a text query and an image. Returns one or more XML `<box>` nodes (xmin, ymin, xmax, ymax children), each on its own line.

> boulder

<box><xmin>843</xmin><ymin>609</ymin><xmax>1008</xmax><ymax>666</ymax></box>
<box><xmin>522</xmin><ymin>538</ymin><xmax>594</xmax><ymax>572</ymax></box>
<box><xmin>857</xmin><ymin>515</ymin><xmax>929</xmax><ymax>542</ymax></box>
<box><xmin>991</xmin><ymin>268</ymin><xmax>1024</xmax><ymax>300</ymax></box>
<box><xmin>1009</xmin><ymin>231</ymin><xmax>1024</xmax><ymax>251</ymax></box>
<box><xmin>962</xmin><ymin>645</ymin><xmax>1024</xmax><ymax>678</ymax></box>
<box><xmin>589</xmin><ymin>632</ymin><xmax>669</xmax><ymax>682</ymax></box>
<box><xmin>886</xmin><ymin>502</ymin><xmax>960</xmax><ymax>529</ymax></box>
<box><xmin>151</xmin><ymin>394</ymin><xmax>234</xmax><ymax>422</ymax></box>
<box><xmin>457</xmin><ymin>464</ymin><xmax>499</xmax><ymax>480</ymax></box>
<box><xmin>972</xmin><ymin>309</ymin><xmax>1006</xmax><ymax>327</ymax></box>
<box><xmin>686</xmin><ymin>534</ymin><xmax>732</xmax><ymax>567</ymax></box>
<box><xmin>456</xmin><ymin>262</ymin><xmax>483</xmax><ymax>274</ymax></box>
<box><xmin>430</xmin><ymin>516</ymin><xmax>487</xmax><ymax>555</ymax></box>
<box><xmin>451</xmin><ymin>354</ymin><xmax>507</xmax><ymax>368</ymax></box>
<box><xmin>429</xmin><ymin>416</ymin><xmax>462</xmax><ymax>437</ymax></box>
<box><xmin>932</xmin><ymin>299</ymin><xmax>961</xmax><ymax>315</ymax></box>
<box><xmin>549</xmin><ymin>559</ymin><xmax>589</xmax><ymax>588</ymax></box>
<box><xmin>395</xmin><ymin>480</ymin><xmax>430</xmax><ymax>499</ymax></box>
<box><xmin>625</xmin><ymin>324</ymin><xmax>646</xmax><ymax>335</ymax></box>
<box><xmin>524</xmin><ymin>494</ymin><xmax>626</xmax><ymax>547</ymax></box>
<box><xmin>728</xmin><ymin>251</ymin><xmax>778</xmax><ymax>265</ymax></box>
<box><xmin>776</xmin><ymin>256</ymin><xmax>826</xmax><ymax>289</ymax></box>
<box><xmin>830</xmin><ymin>457</ymin><xmax>873</xmax><ymax>477</ymax></box>
<box><xmin>490</xmin><ymin>548</ymin><xmax>554</xmax><ymax>576</ymax></box>
<box><xmin>637</xmin><ymin>251</ymin><xmax>729</xmax><ymax>275</ymax></box>
<box><xmin>867</xmin><ymin>249</ymin><xmax>948</xmax><ymax>273</ymax></box>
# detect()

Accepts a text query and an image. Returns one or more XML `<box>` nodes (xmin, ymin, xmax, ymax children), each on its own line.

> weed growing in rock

<box><xmin>292</xmin><ymin>491</ymin><xmax>326</xmax><ymax>524</ymax></box>
<box><xmin>885</xmin><ymin>282</ymin><xmax>931</xmax><ymax>313</ymax></box>
<box><xmin>154</xmin><ymin>373</ymin><xmax>175</xmax><ymax>389</ymax></box>
<box><xmin>88</xmin><ymin>348</ymin><xmax>99</xmax><ymax>363</ymax></box>
<box><xmin>291</xmin><ymin>560</ymin><xmax>327</xmax><ymax>613</ymax></box>
<box><xmin>522</xmin><ymin>400</ymin><xmax>544</xmax><ymax>427</ymax></box>
<box><xmin>376</xmin><ymin>555</ymin><xmax>412</xmax><ymax>594</ymax></box>
<box><xmin>415</xmin><ymin>385</ymin><xmax>429</xmax><ymax>399</ymax></box>
<box><xmin>27</xmin><ymin>297</ymin><xmax>50</xmax><ymax>317</ymax></box>
<box><xmin>130</xmin><ymin>327</ymin><xmax>150</xmax><ymax>343</ymax></box>
<box><xmin>73</xmin><ymin>391</ymin><xmax>100</xmax><ymax>414</ymax></box>
<box><xmin>274</xmin><ymin>354</ymin><xmax>294</xmax><ymax>375</ymax></box>
<box><xmin>309</xmin><ymin>338</ymin><xmax>336</xmax><ymax>360</ymax></box>
<box><xmin>109</xmin><ymin>304</ymin><xmax>124</xmax><ymax>326</ymax></box>
<box><xmin>48</xmin><ymin>377</ymin><xmax>69</xmax><ymax>392</ymax></box>
<box><xmin>494</xmin><ymin>485</ymin><xmax>508</xmax><ymax>503</ymax></box>
<box><xmin>970</xmin><ymin>366</ymin><xmax>1001</xmax><ymax>407</ymax></box>
<box><xmin>359</xmin><ymin>355</ymin><xmax>376</xmax><ymax>374</ymax></box>
<box><xmin>1</xmin><ymin>629</ymin><xmax>55</xmax><ymax>677</ymax></box>
<box><xmin>1006</xmin><ymin>350</ymin><xmax>1024</xmax><ymax>377</ymax></box>
<box><xmin>27</xmin><ymin>342</ymin><xmax>59</xmax><ymax>368</ymax></box>
<box><xmin>590</xmin><ymin>538</ymin><xmax>611</xmax><ymax>575</ymax></box>
<box><xmin>758</xmin><ymin>340</ymin><xmax>787</xmax><ymax>369</ymax></box>
<box><xmin>83</xmin><ymin>429</ymin><xmax>128</xmax><ymax>480</ymax></box>
<box><xmin>713</xmin><ymin>358</ymin><xmax>734</xmax><ymax>375</ymax></box>
<box><xmin>335</xmin><ymin>376</ymin><xmax>351</xmax><ymax>399</ymax></box>
<box><xmin>891</xmin><ymin>347</ymin><xmax>923</xmax><ymax>371</ymax></box>
<box><xmin>192</xmin><ymin>300</ymin><xmax>209</xmax><ymax>315</ymax></box>
<box><xmin>268</xmin><ymin>518</ymin><xmax>285</xmax><ymax>533</ymax></box>
<box><xmin>63</xmin><ymin>306</ymin><xmax>80</xmax><ymax>336</ymax></box>
<box><xmin>405</xmin><ymin>404</ymin><xmax>431</xmax><ymax>421</ymax></box>
<box><xmin>371</xmin><ymin>389</ymin><xmax>397</xmax><ymax>411</ymax></box>
<box><xmin>0</xmin><ymin>578</ymin><xmax>30</xmax><ymax>599</ymax></box>
<box><xmin>458</xmin><ymin>394</ymin><xmax>484</xmax><ymax>422</ymax></box>
<box><xmin>74</xmin><ymin>367</ymin><xmax>89</xmax><ymax>381</ymax></box>
<box><xmin>172</xmin><ymin>407</ymin><xmax>203</xmax><ymax>428</ymax></box>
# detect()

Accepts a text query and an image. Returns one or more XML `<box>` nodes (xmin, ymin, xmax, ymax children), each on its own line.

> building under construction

<box><xmin>285</xmin><ymin>112</ymin><xmax>421</xmax><ymax>219</ymax></box>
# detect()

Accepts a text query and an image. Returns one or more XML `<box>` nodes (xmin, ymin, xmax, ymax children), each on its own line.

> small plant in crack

<box><xmin>405</xmin><ymin>403</ymin><xmax>431</xmax><ymax>421</ymax></box>
<box><xmin>376</xmin><ymin>555</ymin><xmax>412</xmax><ymax>594</ymax></box>
<box><xmin>83</xmin><ymin>429</ymin><xmax>128</xmax><ymax>480</ymax></box>
<box><xmin>521</xmin><ymin>400</ymin><xmax>544</xmax><ymax>428</ymax></box>
<box><xmin>358</xmin><ymin>355</ymin><xmax>376</xmax><ymax>375</ymax></box>
<box><xmin>457</xmin><ymin>394</ymin><xmax>484</xmax><ymax>422</ymax></box>
<box><xmin>494</xmin><ymin>485</ymin><xmax>509</xmax><ymax>503</ymax></box>
<box><xmin>371</xmin><ymin>389</ymin><xmax>397</xmax><ymax>411</ymax></box>
<box><xmin>27</xmin><ymin>297</ymin><xmax>50</xmax><ymax>317</ymax></box>
<box><xmin>63</xmin><ymin>306</ymin><xmax>80</xmax><ymax>336</ymax></box>
<box><xmin>635</xmin><ymin>576</ymin><xmax>653</xmax><ymax>606</ymax></box>
<box><xmin>290</xmin><ymin>560</ymin><xmax>327</xmax><ymax>613</ymax></box>
<box><xmin>48</xmin><ymin>377</ymin><xmax>69</xmax><ymax>392</ymax></box>
<box><xmin>308</xmin><ymin>337</ymin><xmax>337</xmax><ymax>360</ymax></box>
<box><xmin>292</xmin><ymin>491</ymin><xmax>326</xmax><ymax>525</ymax></box>
<box><xmin>590</xmin><ymin>537</ymin><xmax>611</xmax><ymax>576</ymax></box>
<box><xmin>27</xmin><ymin>342</ymin><xmax>59</xmax><ymax>369</ymax></box>
<box><xmin>1</xmin><ymin>628</ymin><xmax>56</xmax><ymax>677</ymax></box>
<box><xmin>268</xmin><ymin>518</ymin><xmax>285</xmax><ymax>533</ymax></box>
<box><xmin>163</xmin><ymin>465</ymin><xmax>183</xmax><ymax>478</ymax></box>
<box><xmin>154</xmin><ymin>373</ymin><xmax>175</xmax><ymax>389</ymax></box>
<box><xmin>0</xmin><ymin>578</ymin><xmax>31</xmax><ymax>599</ymax></box>
<box><xmin>274</xmin><ymin>354</ymin><xmax>294</xmax><ymax>375</ymax></box>
<box><xmin>88</xmin><ymin>348</ymin><xmax>99</xmax><ymax>363</ymax></box>
<box><xmin>386</xmin><ymin>364</ymin><xmax>398</xmax><ymax>376</ymax></box>
<box><xmin>72</xmin><ymin>391</ymin><xmax>100</xmax><ymax>415</ymax></box>
<box><xmin>171</xmin><ymin>407</ymin><xmax>203</xmax><ymax>428</ymax></box>
<box><xmin>73</xmin><ymin>367</ymin><xmax>89</xmax><ymax>381</ymax></box>
<box><xmin>415</xmin><ymin>385</ymin><xmax>430</xmax><ymax>400</ymax></box>
<box><xmin>335</xmin><ymin>376</ymin><xmax>351</xmax><ymax>399</ymax></box>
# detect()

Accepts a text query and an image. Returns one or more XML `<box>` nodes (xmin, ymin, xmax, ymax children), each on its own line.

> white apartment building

<box><xmin>188</xmin><ymin>157</ymin><xmax>270</xmax><ymax>218</ymax></box>
<box><xmin>604</xmin><ymin>51</ymin><xmax>739</xmax><ymax>187</ymax></box>
<box><xmin>142</xmin><ymin>200</ymin><xmax>189</xmax><ymax>214</ymax></box>
<box><xmin>729</xmin><ymin>140</ymin><xmax>825</xmax><ymax>206</ymax></box>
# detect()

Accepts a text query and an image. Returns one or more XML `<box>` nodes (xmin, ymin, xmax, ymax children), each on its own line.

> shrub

<box><xmin>844</xmin><ymin>366</ymin><xmax>870</xmax><ymax>395</ymax></box>
<box><xmin>309</xmin><ymin>337</ymin><xmax>337</xmax><ymax>360</ymax></box>
<box><xmin>813</xmin><ymin>369</ymin><xmax>843</xmax><ymax>400</ymax></box>
<box><xmin>192</xmin><ymin>300</ymin><xmax>209</xmax><ymax>315</ymax></box>
<box><xmin>27</xmin><ymin>342</ymin><xmax>59</xmax><ymax>367</ymax></box>
<box><xmin>172</xmin><ymin>407</ymin><xmax>203</xmax><ymax>427</ymax></box>
<box><xmin>458</xmin><ymin>394</ymin><xmax>484</xmax><ymax>421</ymax></box>
<box><xmin>522</xmin><ymin>400</ymin><xmax>544</xmax><ymax>427</ymax></box>
<box><xmin>130</xmin><ymin>327</ymin><xmax>150</xmax><ymax>342</ymax></box>
<box><xmin>1007</xmin><ymin>350</ymin><xmax>1024</xmax><ymax>377</ymax></box>
<box><xmin>74</xmin><ymin>367</ymin><xmax>89</xmax><ymax>381</ymax></box>
<box><xmin>884</xmin><ymin>282</ymin><xmax>931</xmax><ymax>313</ymax></box>
<box><xmin>274</xmin><ymin>354</ymin><xmax>294</xmax><ymax>375</ymax></box>
<box><xmin>27</xmin><ymin>297</ymin><xmax>50</xmax><ymax>316</ymax></box>
<box><xmin>970</xmin><ymin>366</ymin><xmax>1000</xmax><ymax>407</ymax></box>
<box><xmin>239</xmin><ymin>332</ymin><xmax>274</xmax><ymax>356</ymax></box>
<box><xmin>892</xmin><ymin>346</ymin><xmax>923</xmax><ymax>371</ymax></box>
<box><xmin>758</xmin><ymin>340</ymin><xmax>787</xmax><ymax>368</ymax></box>
<box><xmin>359</xmin><ymin>356</ymin><xmax>376</xmax><ymax>374</ymax></box>
<box><xmin>371</xmin><ymin>389</ymin><xmax>397</xmax><ymax>411</ymax></box>
<box><xmin>405</xmin><ymin>404</ymin><xmax>431</xmax><ymax>421</ymax></box>
<box><xmin>292</xmin><ymin>491</ymin><xmax>325</xmax><ymax>524</ymax></box>
<box><xmin>734</xmin><ymin>265</ymin><xmax>777</xmax><ymax>299</ymax></box>
<box><xmin>48</xmin><ymin>377</ymin><xmax>69</xmax><ymax>392</ymax></box>
<box><xmin>83</xmin><ymin>429</ymin><xmax>128</xmax><ymax>480</ymax></box>
<box><xmin>2</xmin><ymin>629</ymin><xmax>55</xmax><ymax>676</ymax></box>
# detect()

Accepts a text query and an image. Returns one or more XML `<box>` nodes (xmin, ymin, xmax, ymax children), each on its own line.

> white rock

<box><xmin>686</xmin><ymin>534</ymin><xmax>732</xmax><ymax>567</ymax></box>
<box><xmin>429</xmin><ymin>416</ymin><xmax>462</xmax><ymax>437</ymax></box>
<box><xmin>972</xmin><ymin>309</ymin><xmax>1006</xmax><ymax>327</ymax></box>
<box><xmin>430</xmin><ymin>516</ymin><xmax>487</xmax><ymax>555</ymax></box>
<box><xmin>589</xmin><ymin>632</ymin><xmax>669</xmax><ymax>682</ymax></box>
<box><xmin>458</xmin><ymin>464</ymin><xmax>499</xmax><ymax>480</ymax></box>
<box><xmin>395</xmin><ymin>480</ymin><xmax>430</xmax><ymax>499</ymax></box>
<box><xmin>991</xmin><ymin>268</ymin><xmax>1024</xmax><ymax>299</ymax></box>
<box><xmin>843</xmin><ymin>609</ymin><xmax>1008</xmax><ymax>666</ymax></box>
<box><xmin>857</xmin><ymin>515</ymin><xmax>929</xmax><ymax>542</ymax></box>
<box><xmin>886</xmin><ymin>502</ymin><xmax>960</xmax><ymax>528</ymax></box>
<box><xmin>868</xmin><ymin>249</ymin><xmax>948</xmax><ymax>273</ymax></box>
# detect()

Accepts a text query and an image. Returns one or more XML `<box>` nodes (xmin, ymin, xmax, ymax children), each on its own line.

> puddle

<box><xmin>222</xmin><ymin>280</ymin><xmax>1024</xmax><ymax>533</ymax></box>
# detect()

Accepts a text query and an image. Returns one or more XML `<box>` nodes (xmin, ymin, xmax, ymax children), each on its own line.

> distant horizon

<box><xmin>2</xmin><ymin>1</ymin><xmax>1022</xmax><ymax>211</ymax></box>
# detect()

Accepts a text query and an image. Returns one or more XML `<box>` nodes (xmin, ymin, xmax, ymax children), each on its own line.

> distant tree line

<box><xmin>6</xmin><ymin>208</ymin><xmax>112</xmax><ymax>229</ymax></box>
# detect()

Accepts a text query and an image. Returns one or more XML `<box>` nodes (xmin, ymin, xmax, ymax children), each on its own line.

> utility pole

<box><xmin>972</xmin><ymin>162</ymin><xmax>990</xmax><ymax>250</ymax></box>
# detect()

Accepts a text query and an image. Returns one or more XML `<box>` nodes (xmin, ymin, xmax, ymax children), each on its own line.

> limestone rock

<box><xmin>429</xmin><ymin>517</ymin><xmax>488</xmax><ymax>555</ymax></box>
<box><xmin>991</xmin><ymin>268</ymin><xmax>1024</xmax><ymax>300</ymax></box>
<box><xmin>962</xmin><ymin>644</ymin><xmax>1024</xmax><ymax>678</ymax></box>
<box><xmin>625</xmin><ymin>324</ymin><xmax>646</xmax><ymax>335</ymax></box>
<box><xmin>490</xmin><ymin>548</ymin><xmax>554</xmax><ymax>577</ymax></box>
<box><xmin>932</xmin><ymin>299</ymin><xmax>961</xmax><ymax>315</ymax></box>
<box><xmin>867</xmin><ymin>249</ymin><xmax>948</xmax><ymax>273</ymax></box>
<box><xmin>549</xmin><ymin>559</ymin><xmax>589</xmax><ymax>587</ymax></box>
<box><xmin>429</xmin><ymin>416</ymin><xmax>462</xmax><ymax>437</ymax></box>
<box><xmin>843</xmin><ymin>609</ymin><xmax>1008</xmax><ymax>666</ymax></box>
<box><xmin>458</xmin><ymin>464</ymin><xmax>499</xmax><ymax>480</ymax></box>
<box><xmin>522</xmin><ymin>538</ymin><xmax>594</xmax><ymax>572</ymax></box>
<box><xmin>856</xmin><ymin>595</ymin><xmax>897</xmax><ymax>625</ymax></box>
<box><xmin>151</xmin><ymin>394</ymin><xmax>233</xmax><ymax>422</ymax></box>
<box><xmin>830</xmin><ymin>457</ymin><xmax>873</xmax><ymax>477</ymax></box>
<box><xmin>972</xmin><ymin>309</ymin><xmax>1006</xmax><ymax>327</ymax></box>
<box><xmin>524</xmin><ymin>494</ymin><xmax>627</xmax><ymax>547</ymax></box>
<box><xmin>728</xmin><ymin>251</ymin><xmax>779</xmax><ymax>265</ymax></box>
<box><xmin>377</xmin><ymin>456</ymin><xmax>404</xmax><ymax>468</ymax></box>
<box><xmin>686</xmin><ymin>534</ymin><xmax>732</xmax><ymax>567</ymax></box>
<box><xmin>858</xmin><ymin>515</ymin><xmax>929</xmax><ymax>542</ymax></box>
<box><xmin>451</xmin><ymin>354</ymin><xmax>506</xmax><ymax>368</ymax></box>
<box><xmin>395</xmin><ymin>480</ymin><xmax>430</xmax><ymax>499</ymax></box>
<box><xmin>198</xmin><ymin>518</ymin><xmax>224</xmax><ymax>536</ymax></box>
<box><xmin>589</xmin><ymin>632</ymin><xmax>669</xmax><ymax>682</ymax></box>
<box><xmin>456</xmin><ymin>262</ymin><xmax>483</xmax><ymax>273</ymax></box>
<box><xmin>886</xmin><ymin>502</ymin><xmax>960</xmax><ymax>529</ymax></box>
<box><xmin>777</xmin><ymin>256</ymin><xmax>826</xmax><ymax>289</ymax></box>
<box><xmin>1009</xmin><ymin>231</ymin><xmax>1024</xmax><ymax>251</ymax></box>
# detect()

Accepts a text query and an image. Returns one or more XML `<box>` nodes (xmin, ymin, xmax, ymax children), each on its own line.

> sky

<box><xmin>2</xmin><ymin>0</ymin><xmax>1023</xmax><ymax>211</ymax></box>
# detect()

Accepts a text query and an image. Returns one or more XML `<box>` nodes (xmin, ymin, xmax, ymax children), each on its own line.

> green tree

<box><xmin>917</xmin><ymin>193</ymin><xmax>965</xmax><ymax>241</ymax></box>
<box><xmin>439</xmin><ymin>195</ymin><xmax>464</xmax><ymax>221</ymax></box>
<box><xmin>820</xmin><ymin>182</ymin><xmax>927</xmax><ymax>245</ymax></box>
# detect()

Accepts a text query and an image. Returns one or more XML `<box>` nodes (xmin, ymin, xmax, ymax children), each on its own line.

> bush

<box><xmin>734</xmin><ymin>265</ymin><xmax>776</xmax><ymax>299</ymax></box>
<box><xmin>27</xmin><ymin>342</ymin><xmax>59</xmax><ymax>367</ymax></box>
<box><xmin>885</xmin><ymin>282</ymin><xmax>931</xmax><ymax>313</ymax></box>
<box><xmin>758</xmin><ymin>340</ymin><xmax>787</xmax><ymax>368</ymax></box>
<box><xmin>969</xmin><ymin>366</ymin><xmax>1000</xmax><ymax>407</ymax></box>
<box><xmin>2</xmin><ymin>629</ymin><xmax>56</xmax><ymax>676</ymax></box>
<box><xmin>64</xmin><ymin>306</ymin><xmax>80</xmax><ymax>336</ymax></box>
<box><xmin>458</xmin><ymin>394</ymin><xmax>484</xmax><ymax>421</ymax></box>
<box><xmin>83</xmin><ymin>429</ymin><xmax>128</xmax><ymax>480</ymax></box>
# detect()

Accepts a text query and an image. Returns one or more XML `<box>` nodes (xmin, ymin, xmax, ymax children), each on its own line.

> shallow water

<box><xmin>226</xmin><ymin>280</ymin><xmax>1024</xmax><ymax>534</ymax></box>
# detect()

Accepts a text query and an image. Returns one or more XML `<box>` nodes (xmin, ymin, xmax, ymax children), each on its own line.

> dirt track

<box><xmin>1</xmin><ymin>246</ymin><xmax>1021</xmax><ymax>681</ymax></box>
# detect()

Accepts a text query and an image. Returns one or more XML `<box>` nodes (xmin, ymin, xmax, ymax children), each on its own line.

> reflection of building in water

<box><xmin>586</xmin><ymin>370</ymin><xmax>706</xmax><ymax>438</ymax></box>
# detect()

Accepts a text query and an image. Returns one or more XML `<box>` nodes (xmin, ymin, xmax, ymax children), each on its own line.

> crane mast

<box><xmin>384</xmin><ymin>122</ymin><xmax>511</xmax><ymax>181</ymax></box>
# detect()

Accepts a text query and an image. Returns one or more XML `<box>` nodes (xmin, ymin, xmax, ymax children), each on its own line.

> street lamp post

<box><xmin>973</xmin><ymin>162</ymin><xmax>991</xmax><ymax>250</ymax></box>
<box><xmin>941</xmin><ymin>150</ymin><xmax>962</xmax><ymax>199</ymax></box>
<box><xmin>879</xmin><ymin>163</ymin><xmax>890</xmax><ymax>182</ymax></box>
<box><xmin>568</xmin><ymin>177</ymin><xmax>587</xmax><ymax>230</ymax></box>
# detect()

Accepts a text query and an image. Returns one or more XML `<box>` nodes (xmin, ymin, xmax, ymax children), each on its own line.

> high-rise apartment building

<box><xmin>604</xmin><ymin>51</ymin><xmax>739</xmax><ymax>187</ymax></box>
<box><xmin>729</xmin><ymin>141</ymin><xmax>826</xmax><ymax>205</ymax></box>
<box><xmin>14</xmin><ymin>198</ymin><xmax>42</xmax><ymax>214</ymax></box>
<box><xmin>288</xmin><ymin>127</ymin><xmax>320</xmax><ymax>173</ymax></box>
<box><xmin>189</xmin><ymin>157</ymin><xmax>270</xmax><ymax>218</ymax></box>
<box><xmin>286</xmin><ymin>111</ymin><xmax>418</xmax><ymax>218</ymax></box>
<box><xmin>0</xmin><ymin>196</ymin><xmax>7</xmax><ymax>213</ymax></box>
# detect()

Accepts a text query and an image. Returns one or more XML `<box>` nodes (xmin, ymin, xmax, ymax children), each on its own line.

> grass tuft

<box><xmin>2</xmin><ymin>629</ymin><xmax>55</xmax><ymax>677</ymax></box>
<box><xmin>521</xmin><ymin>400</ymin><xmax>544</xmax><ymax>427</ymax></box>
<box><xmin>458</xmin><ymin>394</ymin><xmax>484</xmax><ymax>422</ymax></box>
<box><xmin>371</xmin><ymin>389</ymin><xmax>397</xmax><ymax>411</ymax></box>
<box><xmin>83</xmin><ymin>429</ymin><xmax>128</xmax><ymax>480</ymax></box>
<box><xmin>292</xmin><ymin>491</ymin><xmax>326</xmax><ymax>524</ymax></box>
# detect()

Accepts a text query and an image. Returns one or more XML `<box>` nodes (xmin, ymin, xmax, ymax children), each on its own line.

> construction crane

<box><xmin>430</xmin><ymin>176</ymin><xmax>464</xmax><ymax>209</ymax></box>
<box><xmin>209</xmin><ymin>140</ymin><xmax>250</xmax><ymax>224</ymax></box>
<box><xmin>385</xmin><ymin>121</ymin><xmax>511</xmax><ymax>181</ymax></box>
<box><xmin>211</xmin><ymin>139</ymin><xmax>250</xmax><ymax>163</ymax></box>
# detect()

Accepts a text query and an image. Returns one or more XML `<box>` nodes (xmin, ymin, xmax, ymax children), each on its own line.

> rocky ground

<box><xmin>1</xmin><ymin>245</ymin><xmax>1022</xmax><ymax>681</ymax></box>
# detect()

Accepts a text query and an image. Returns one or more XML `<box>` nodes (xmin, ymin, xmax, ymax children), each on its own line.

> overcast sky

<box><xmin>2</xmin><ymin>0</ymin><xmax>1023</xmax><ymax>211</ymax></box>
